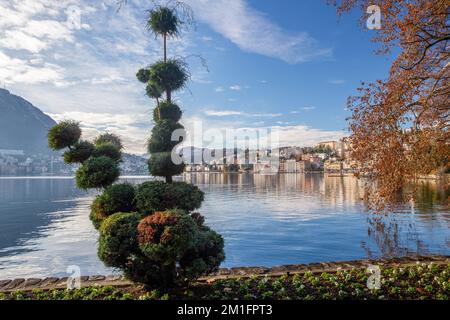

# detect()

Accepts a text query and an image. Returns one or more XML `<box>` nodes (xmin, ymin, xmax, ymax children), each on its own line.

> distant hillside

<box><xmin>0</xmin><ymin>89</ymin><xmax>56</xmax><ymax>154</ymax></box>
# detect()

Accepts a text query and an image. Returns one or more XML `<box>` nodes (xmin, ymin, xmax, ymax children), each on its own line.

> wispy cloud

<box><xmin>229</xmin><ymin>85</ymin><xmax>241</xmax><ymax>91</ymax></box>
<box><xmin>186</xmin><ymin>0</ymin><xmax>332</xmax><ymax>63</ymax></box>
<box><xmin>205</xmin><ymin>109</ymin><xmax>282</xmax><ymax>117</ymax></box>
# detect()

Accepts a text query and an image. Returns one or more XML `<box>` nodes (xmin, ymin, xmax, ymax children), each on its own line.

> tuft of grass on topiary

<box><xmin>134</xmin><ymin>181</ymin><xmax>203</xmax><ymax>216</ymax></box>
<box><xmin>94</xmin><ymin>133</ymin><xmax>123</xmax><ymax>150</ymax></box>
<box><xmin>146</xmin><ymin>6</ymin><xmax>180</xmax><ymax>37</ymax></box>
<box><xmin>63</xmin><ymin>140</ymin><xmax>95</xmax><ymax>164</ymax></box>
<box><xmin>92</xmin><ymin>143</ymin><xmax>122</xmax><ymax>162</ymax></box>
<box><xmin>76</xmin><ymin>156</ymin><xmax>120</xmax><ymax>189</ymax></box>
<box><xmin>153</xmin><ymin>101</ymin><xmax>182</xmax><ymax>122</ymax></box>
<box><xmin>48</xmin><ymin>120</ymin><xmax>81</xmax><ymax>150</ymax></box>
<box><xmin>90</xmin><ymin>183</ymin><xmax>137</xmax><ymax>229</ymax></box>
<box><xmin>98</xmin><ymin>212</ymin><xmax>140</xmax><ymax>267</ymax></box>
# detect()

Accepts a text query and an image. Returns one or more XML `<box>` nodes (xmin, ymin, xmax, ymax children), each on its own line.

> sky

<box><xmin>0</xmin><ymin>0</ymin><xmax>395</xmax><ymax>154</ymax></box>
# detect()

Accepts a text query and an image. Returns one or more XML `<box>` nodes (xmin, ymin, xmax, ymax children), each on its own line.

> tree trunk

<box><xmin>163</xmin><ymin>33</ymin><xmax>171</xmax><ymax>102</ymax></box>
<box><xmin>165</xmin><ymin>175</ymin><xmax>173</xmax><ymax>183</ymax></box>
<box><xmin>163</xmin><ymin>33</ymin><xmax>167</xmax><ymax>62</ymax></box>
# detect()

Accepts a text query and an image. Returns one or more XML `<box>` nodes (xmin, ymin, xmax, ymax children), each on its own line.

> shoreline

<box><xmin>1</xmin><ymin>255</ymin><xmax>448</xmax><ymax>293</ymax></box>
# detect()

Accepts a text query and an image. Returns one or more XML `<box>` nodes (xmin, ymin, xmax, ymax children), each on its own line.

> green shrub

<box><xmin>63</xmin><ymin>140</ymin><xmax>94</xmax><ymax>164</ymax></box>
<box><xmin>147</xmin><ymin>120</ymin><xmax>184</xmax><ymax>153</ymax></box>
<box><xmin>90</xmin><ymin>183</ymin><xmax>136</xmax><ymax>229</ymax></box>
<box><xmin>98</xmin><ymin>212</ymin><xmax>140</xmax><ymax>267</ymax></box>
<box><xmin>146</xmin><ymin>6</ymin><xmax>180</xmax><ymax>36</ymax></box>
<box><xmin>148</xmin><ymin>59</ymin><xmax>189</xmax><ymax>93</ymax></box>
<box><xmin>92</xmin><ymin>143</ymin><xmax>122</xmax><ymax>162</ymax></box>
<box><xmin>94</xmin><ymin>133</ymin><xmax>123</xmax><ymax>150</ymax></box>
<box><xmin>76</xmin><ymin>156</ymin><xmax>120</xmax><ymax>189</ymax></box>
<box><xmin>147</xmin><ymin>152</ymin><xmax>185</xmax><ymax>178</ymax></box>
<box><xmin>146</xmin><ymin>81</ymin><xmax>163</xmax><ymax>100</ymax></box>
<box><xmin>136</xmin><ymin>68</ymin><xmax>150</xmax><ymax>83</ymax></box>
<box><xmin>134</xmin><ymin>181</ymin><xmax>203</xmax><ymax>215</ymax></box>
<box><xmin>153</xmin><ymin>101</ymin><xmax>182</xmax><ymax>122</ymax></box>
<box><xmin>133</xmin><ymin>209</ymin><xmax>224</xmax><ymax>287</ymax></box>
<box><xmin>48</xmin><ymin>120</ymin><xmax>81</xmax><ymax>150</ymax></box>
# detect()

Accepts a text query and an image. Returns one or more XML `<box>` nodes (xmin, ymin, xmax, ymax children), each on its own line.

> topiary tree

<box><xmin>48</xmin><ymin>120</ymin><xmax>81</xmax><ymax>150</ymax></box>
<box><xmin>48</xmin><ymin>2</ymin><xmax>224</xmax><ymax>289</ymax></box>
<box><xmin>139</xmin><ymin>2</ymin><xmax>194</xmax><ymax>184</ymax></box>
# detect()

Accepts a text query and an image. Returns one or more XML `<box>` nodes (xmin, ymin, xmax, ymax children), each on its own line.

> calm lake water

<box><xmin>0</xmin><ymin>174</ymin><xmax>448</xmax><ymax>278</ymax></box>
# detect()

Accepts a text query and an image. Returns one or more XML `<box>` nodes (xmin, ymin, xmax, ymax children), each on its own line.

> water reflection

<box><xmin>0</xmin><ymin>174</ymin><xmax>448</xmax><ymax>278</ymax></box>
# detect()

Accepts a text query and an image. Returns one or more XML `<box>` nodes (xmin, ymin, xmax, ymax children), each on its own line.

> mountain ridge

<box><xmin>0</xmin><ymin>88</ymin><xmax>56</xmax><ymax>154</ymax></box>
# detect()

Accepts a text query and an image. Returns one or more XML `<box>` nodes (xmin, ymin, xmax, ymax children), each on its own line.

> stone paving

<box><xmin>1</xmin><ymin>255</ymin><xmax>448</xmax><ymax>293</ymax></box>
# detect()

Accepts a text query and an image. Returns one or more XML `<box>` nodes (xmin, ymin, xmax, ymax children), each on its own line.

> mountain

<box><xmin>0</xmin><ymin>88</ymin><xmax>56</xmax><ymax>154</ymax></box>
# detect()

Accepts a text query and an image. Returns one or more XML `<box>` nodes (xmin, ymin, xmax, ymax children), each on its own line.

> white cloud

<box><xmin>186</xmin><ymin>0</ymin><xmax>332</xmax><ymax>63</ymax></box>
<box><xmin>205</xmin><ymin>109</ymin><xmax>282</xmax><ymax>117</ymax></box>
<box><xmin>229</xmin><ymin>85</ymin><xmax>241</xmax><ymax>91</ymax></box>
<box><xmin>205</xmin><ymin>110</ymin><xmax>243</xmax><ymax>116</ymax></box>
<box><xmin>215</xmin><ymin>86</ymin><xmax>224</xmax><ymax>92</ymax></box>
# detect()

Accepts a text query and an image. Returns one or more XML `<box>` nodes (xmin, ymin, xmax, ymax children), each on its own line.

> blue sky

<box><xmin>0</xmin><ymin>0</ymin><xmax>394</xmax><ymax>154</ymax></box>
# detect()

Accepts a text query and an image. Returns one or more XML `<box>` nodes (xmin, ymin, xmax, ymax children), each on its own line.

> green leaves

<box><xmin>63</xmin><ymin>140</ymin><xmax>94</xmax><ymax>164</ymax></box>
<box><xmin>147</xmin><ymin>120</ymin><xmax>184</xmax><ymax>153</ymax></box>
<box><xmin>146</xmin><ymin>6</ymin><xmax>180</xmax><ymax>37</ymax></box>
<box><xmin>94</xmin><ymin>133</ymin><xmax>123</xmax><ymax>150</ymax></box>
<box><xmin>75</xmin><ymin>156</ymin><xmax>120</xmax><ymax>190</ymax></box>
<box><xmin>48</xmin><ymin>120</ymin><xmax>81</xmax><ymax>150</ymax></box>
<box><xmin>90</xmin><ymin>183</ymin><xmax>137</xmax><ymax>229</ymax></box>
<box><xmin>134</xmin><ymin>181</ymin><xmax>204</xmax><ymax>216</ymax></box>
<box><xmin>148</xmin><ymin>59</ymin><xmax>189</xmax><ymax>93</ymax></box>
<box><xmin>147</xmin><ymin>151</ymin><xmax>185</xmax><ymax>178</ymax></box>
<box><xmin>98</xmin><ymin>212</ymin><xmax>140</xmax><ymax>267</ymax></box>
<box><xmin>153</xmin><ymin>101</ymin><xmax>182</xmax><ymax>122</ymax></box>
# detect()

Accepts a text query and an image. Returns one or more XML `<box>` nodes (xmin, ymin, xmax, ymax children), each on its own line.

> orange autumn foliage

<box><xmin>330</xmin><ymin>0</ymin><xmax>449</xmax><ymax>208</ymax></box>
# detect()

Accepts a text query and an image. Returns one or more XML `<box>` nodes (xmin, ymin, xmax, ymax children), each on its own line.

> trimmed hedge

<box><xmin>76</xmin><ymin>156</ymin><xmax>120</xmax><ymax>189</ymax></box>
<box><xmin>134</xmin><ymin>181</ymin><xmax>204</xmax><ymax>216</ymax></box>
<box><xmin>90</xmin><ymin>183</ymin><xmax>137</xmax><ymax>229</ymax></box>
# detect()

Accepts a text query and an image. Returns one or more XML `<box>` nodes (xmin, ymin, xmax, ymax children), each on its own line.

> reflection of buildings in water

<box><xmin>323</xmin><ymin>176</ymin><xmax>365</xmax><ymax>207</ymax></box>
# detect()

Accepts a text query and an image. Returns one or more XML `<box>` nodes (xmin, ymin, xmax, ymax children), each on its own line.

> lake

<box><xmin>0</xmin><ymin>174</ymin><xmax>448</xmax><ymax>279</ymax></box>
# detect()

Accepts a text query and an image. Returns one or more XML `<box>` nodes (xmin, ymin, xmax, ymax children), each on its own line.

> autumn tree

<box><xmin>330</xmin><ymin>0</ymin><xmax>449</xmax><ymax>207</ymax></box>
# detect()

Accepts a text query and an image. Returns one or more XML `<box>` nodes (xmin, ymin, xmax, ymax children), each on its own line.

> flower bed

<box><xmin>1</xmin><ymin>262</ymin><xmax>448</xmax><ymax>300</ymax></box>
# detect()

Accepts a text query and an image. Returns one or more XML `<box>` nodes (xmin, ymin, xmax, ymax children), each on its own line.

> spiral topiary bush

<box><xmin>48</xmin><ymin>3</ymin><xmax>224</xmax><ymax>289</ymax></box>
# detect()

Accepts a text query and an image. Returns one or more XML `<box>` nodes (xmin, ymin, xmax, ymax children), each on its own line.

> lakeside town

<box><xmin>0</xmin><ymin>139</ymin><xmax>355</xmax><ymax>176</ymax></box>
